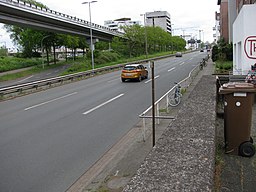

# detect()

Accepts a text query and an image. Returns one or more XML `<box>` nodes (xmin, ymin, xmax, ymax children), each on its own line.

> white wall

<box><xmin>233</xmin><ymin>4</ymin><xmax>256</xmax><ymax>75</ymax></box>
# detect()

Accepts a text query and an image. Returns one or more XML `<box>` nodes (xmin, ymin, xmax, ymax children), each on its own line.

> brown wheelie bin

<box><xmin>219</xmin><ymin>82</ymin><xmax>256</xmax><ymax>157</ymax></box>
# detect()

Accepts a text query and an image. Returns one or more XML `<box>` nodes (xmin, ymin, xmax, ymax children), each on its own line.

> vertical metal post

<box><xmin>157</xmin><ymin>103</ymin><xmax>160</xmax><ymax>125</ymax></box>
<box><xmin>82</xmin><ymin>1</ymin><xmax>97</xmax><ymax>70</ymax></box>
<box><xmin>166</xmin><ymin>95</ymin><xmax>169</xmax><ymax>113</ymax></box>
<box><xmin>142</xmin><ymin>117</ymin><xmax>146</xmax><ymax>142</ymax></box>
<box><xmin>88</xmin><ymin>2</ymin><xmax>94</xmax><ymax>71</ymax></box>
<box><xmin>143</xmin><ymin>14</ymin><xmax>148</xmax><ymax>58</ymax></box>
<box><xmin>151</xmin><ymin>61</ymin><xmax>155</xmax><ymax>147</ymax></box>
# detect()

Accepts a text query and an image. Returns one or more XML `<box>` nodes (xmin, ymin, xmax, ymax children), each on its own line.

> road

<box><xmin>0</xmin><ymin>51</ymin><xmax>207</xmax><ymax>192</ymax></box>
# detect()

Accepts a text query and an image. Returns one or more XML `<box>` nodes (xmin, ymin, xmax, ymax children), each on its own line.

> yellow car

<box><xmin>121</xmin><ymin>64</ymin><xmax>148</xmax><ymax>82</ymax></box>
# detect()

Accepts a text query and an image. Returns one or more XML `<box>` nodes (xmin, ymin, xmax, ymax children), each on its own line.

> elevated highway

<box><xmin>0</xmin><ymin>0</ymin><xmax>124</xmax><ymax>41</ymax></box>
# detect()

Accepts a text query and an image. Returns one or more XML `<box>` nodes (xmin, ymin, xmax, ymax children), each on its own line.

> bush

<box><xmin>215</xmin><ymin>61</ymin><xmax>233</xmax><ymax>73</ymax></box>
<box><xmin>0</xmin><ymin>57</ymin><xmax>41</xmax><ymax>72</ymax></box>
<box><xmin>94</xmin><ymin>51</ymin><xmax>121</xmax><ymax>65</ymax></box>
<box><xmin>212</xmin><ymin>45</ymin><xmax>219</xmax><ymax>62</ymax></box>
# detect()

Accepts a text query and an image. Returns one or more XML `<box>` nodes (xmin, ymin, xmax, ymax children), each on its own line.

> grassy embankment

<box><xmin>0</xmin><ymin>51</ymin><xmax>178</xmax><ymax>82</ymax></box>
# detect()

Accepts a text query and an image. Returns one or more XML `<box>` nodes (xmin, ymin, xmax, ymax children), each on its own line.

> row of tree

<box><xmin>4</xmin><ymin>0</ymin><xmax>186</xmax><ymax>66</ymax></box>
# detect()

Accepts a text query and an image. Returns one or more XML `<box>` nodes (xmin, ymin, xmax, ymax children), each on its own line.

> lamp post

<box><xmin>82</xmin><ymin>1</ymin><xmax>97</xmax><ymax>71</ymax></box>
<box><xmin>140</xmin><ymin>13</ymin><xmax>148</xmax><ymax>58</ymax></box>
<box><xmin>199</xmin><ymin>30</ymin><xmax>203</xmax><ymax>49</ymax></box>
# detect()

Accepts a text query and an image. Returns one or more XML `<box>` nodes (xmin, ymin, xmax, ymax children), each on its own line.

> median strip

<box><xmin>83</xmin><ymin>93</ymin><xmax>124</xmax><ymax>115</ymax></box>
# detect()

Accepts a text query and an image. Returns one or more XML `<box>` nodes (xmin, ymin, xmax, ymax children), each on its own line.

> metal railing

<box><xmin>0</xmin><ymin>52</ymin><xmax>199</xmax><ymax>99</ymax></box>
<box><xmin>1</xmin><ymin>0</ymin><xmax>124</xmax><ymax>37</ymax></box>
<box><xmin>0</xmin><ymin>63</ymin><xmax>125</xmax><ymax>99</ymax></box>
<box><xmin>139</xmin><ymin>56</ymin><xmax>209</xmax><ymax>141</ymax></box>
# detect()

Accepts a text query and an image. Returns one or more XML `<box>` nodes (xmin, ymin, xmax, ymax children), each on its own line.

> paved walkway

<box><xmin>122</xmin><ymin>59</ymin><xmax>256</xmax><ymax>192</ymax></box>
<box><xmin>216</xmin><ymin>87</ymin><xmax>256</xmax><ymax>191</ymax></box>
<box><xmin>123</xmin><ymin>61</ymin><xmax>217</xmax><ymax>191</ymax></box>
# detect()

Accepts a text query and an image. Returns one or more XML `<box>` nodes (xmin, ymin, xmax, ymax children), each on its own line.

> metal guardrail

<box><xmin>139</xmin><ymin>55</ymin><xmax>210</xmax><ymax>141</ymax></box>
<box><xmin>1</xmin><ymin>0</ymin><xmax>124</xmax><ymax>37</ymax></box>
<box><xmin>0</xmin><ymin>53</ymin><xmax>184</xmax><ymax>99</ymax></box>
<box><xmin>0</xmin><ymin>63</ymin><xmax>125</xmax><ymax>99</ymax></box>
<box><xmin>0</xmin><ymin>51</ymin><xmax>199</xmax><ymax>100</ymax></box>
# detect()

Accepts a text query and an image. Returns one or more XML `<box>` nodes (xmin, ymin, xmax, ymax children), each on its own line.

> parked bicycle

<box><xmin>199</xmin><ymin>61</ymin><xmax>204</xmax><ymax>70</ymax></box>
<box><xmin>168</xmin><ymin>82</ymin><xmax>182</xmax><ymax>107</ymax></box>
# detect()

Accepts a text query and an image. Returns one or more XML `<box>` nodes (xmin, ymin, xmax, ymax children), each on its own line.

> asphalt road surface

<box><xmin>0</xmin><ymin>51</ymin><xmax>208</xmax><ymax>192</ymax></box>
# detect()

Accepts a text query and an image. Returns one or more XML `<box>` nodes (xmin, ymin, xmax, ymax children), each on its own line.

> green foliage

<box><xmin>94</xmin><ymin>51</ymin><xmax>121</xmax><ymax>65</ymax></box>
<box><xmin>0</xmin><ymin>57</ymin><xmax>41</xmax><ymax>72</ymax></box>
<box><xmin>212</xmin><ymin>45</ymin><xmax>219</xmax><ymax>62</ymax></box>
<box><xmin>0</xmin><ymin>48</ymin><xmax>8</xmax><ymax>57</ymax></box>
<box><xmin>212</xmin><ymin>37</ymin><xmax>233</xmax><ymax>62</ymax></box>
<box><xmin>215</xmin><ymin>60</ymin><xmax>233</xmax><ymax>73</ymax></box>
<box><xmin>111</xmin><ymin>25</ymin><xmax>186</xmax><ymax>58</ymax></box>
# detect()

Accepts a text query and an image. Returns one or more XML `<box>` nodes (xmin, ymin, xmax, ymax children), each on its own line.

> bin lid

<box><xmin>219</xmin><ymin>82</ymin><xmax>256</xmax><ymax>94</ymax></box>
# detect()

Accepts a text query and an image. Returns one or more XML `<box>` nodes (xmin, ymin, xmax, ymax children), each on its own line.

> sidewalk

<box><xmin>70</xmin><ymin>59</ymin><xmax>256</xmax><ymax>192</ymax></box>
<box><xmin>122</xmin><ymin>60</ymin><xmax>256</xmax><ymax>191</ymax></box>
<box><xmin>123</xmin><ymin>60</ymin><xmax>217</xmax><ymax>191</ymax></box>
<box><xmin>216</xmin><ymin>89</ymin><xmax>256</xmax><ymax>190</ymax></box>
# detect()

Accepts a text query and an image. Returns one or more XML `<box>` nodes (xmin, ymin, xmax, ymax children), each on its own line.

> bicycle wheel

<box><xmin>168</xmin><ymin>92</ymin><xmax>181</xmax><ymax>107</ymax></box>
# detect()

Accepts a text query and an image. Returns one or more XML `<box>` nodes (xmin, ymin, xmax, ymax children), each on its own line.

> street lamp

<box><xmin>140</xmin><ymin>13</ymin><xmax>148</xmax><ymax>58</ymax></box>
<box><xmin>82</xmin><ymin>1</ymin><xmax>97</xmax><ymax>71</ymax></box>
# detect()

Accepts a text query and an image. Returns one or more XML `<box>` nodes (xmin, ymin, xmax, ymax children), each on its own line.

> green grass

<box><xmin>215</xmin><ymin>60</ymin><xmax>233</xmax><ymax>74</ymax></box>
<box><xmin>0</xmin><ymin>50</ymin><xmax>184</xmax><ymax>82</ymax></box>
<box><xmin>0</xmin><ymin>60</ymin><xmax>69</xmax><ymax>82</ymax></box>
<box><xmin>0</xmin><ymin>56</ymin><xmax>42</xmax><ymax>72</ymax></box>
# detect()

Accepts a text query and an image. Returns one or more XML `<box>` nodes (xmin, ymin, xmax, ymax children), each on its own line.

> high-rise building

<box><xmin>145</xmin><ymin>11</ymin><xmax>172</xmax><ymax>34</ymax></box>
<box><xmin>104</xmin><ymin>18</ymin><xmax>141</xmax><ymax>33</ymax></box>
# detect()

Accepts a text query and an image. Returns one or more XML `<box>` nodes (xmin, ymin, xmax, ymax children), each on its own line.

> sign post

<box><xmin>150</xmin><ymin>61</ymin><xmax>156</xmax><ymax>147</ymax></box>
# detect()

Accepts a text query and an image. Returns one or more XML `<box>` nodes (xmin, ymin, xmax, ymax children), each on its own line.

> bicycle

<box><xmin>168</xmin><ymin>82</ymin><xmax>182</xmax><ymax>107</ymax></box>
<box><xmin>199</xmin><ymin>61</ymin><xmax>204</xmax><ymax>70</ymax></box>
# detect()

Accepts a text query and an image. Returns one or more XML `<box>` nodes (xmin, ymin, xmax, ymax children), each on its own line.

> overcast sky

<box><xmin>0</xmin><ymin>0</ymin><xmax>219</xmax><ymax>48</ymax></box>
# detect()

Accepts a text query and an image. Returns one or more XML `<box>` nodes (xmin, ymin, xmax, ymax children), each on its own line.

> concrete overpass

<box><xmin>0</xmin><ymin>0</ymin><xmax>124</xmax><ymax>41</ymax></box>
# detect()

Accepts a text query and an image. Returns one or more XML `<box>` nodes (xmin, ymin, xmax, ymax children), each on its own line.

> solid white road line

<box><xmin>83</xmin><ymin>93</ymin><xmax>124</xmax><ymax>115</ymax></box>
<box><xmin>168</xmin><ymin>67</ymin><xmax>175</xmax><ymax>72</ymax></box>
<box><xmin>17</xmin><ymin>75</ymin><xmax>34</xmax><ymax>83</ymax></box>
<box><xmin>145</xmin><ymin>75</ymin><xmax>160</xmax><ymax>84</ymax></box>
<box><xmin>24</xmin><ymin>92</ymin><xmax>78</xmax><ymax>111</ymax></box>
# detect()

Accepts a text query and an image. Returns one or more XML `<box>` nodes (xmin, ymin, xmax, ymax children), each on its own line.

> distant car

<box><xmin>200</xmin><ymin>49</ymin><xmax>204</xmax><ymax>52</ymax></box>
<box><xmin>175</xmin><ymin>52</ymin><xmax>182</xmax><ymax>57</ymax></box>
<box><xmin>121</xmin><ymin>64</ymin><xmax>148</xmax><ymax>82</ymax></box>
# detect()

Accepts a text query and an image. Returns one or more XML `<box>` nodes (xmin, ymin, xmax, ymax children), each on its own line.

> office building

<box><xmin>104</xmin><ymin>18</ymin><xmax>140</xmax><ymax>33</ymax></box>
<box><xmin>145</xmin><ymin>11</ymin><xmax>172</xmax><ymax>34</ymax></box>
